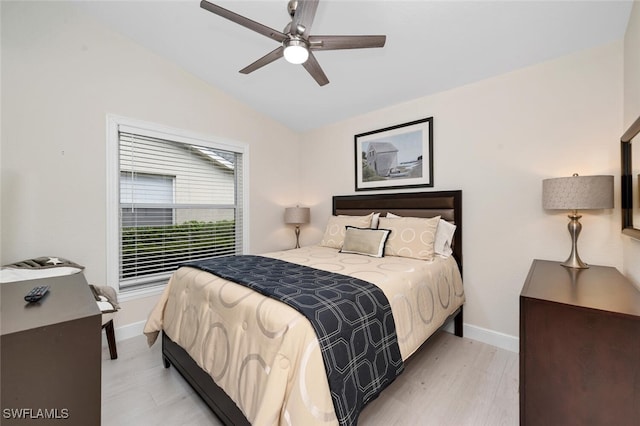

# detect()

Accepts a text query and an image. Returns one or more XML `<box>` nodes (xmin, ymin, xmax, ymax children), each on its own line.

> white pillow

<box><xmin>371</xmin><ymin>212</ymin><xmax>381</xmax><ymax>229</ymax></box>
<box><xmin>434</xmin><ymin>219</ymin><xmax>456</xmax><ymax>257</ymax></box>
<box><xmin>340</xmin><ymin>226</ymin><xmax>391</xmax><ymax>258</ymax></box>
<box><xmin>0</xmin><ymin>266</ymin><xmax>83</xmax><ymax>283</ymax></box>
<box><xmin>386</xmin><ymin>213</ymin><xmax>456</xmax><ymax>257</ymax></box>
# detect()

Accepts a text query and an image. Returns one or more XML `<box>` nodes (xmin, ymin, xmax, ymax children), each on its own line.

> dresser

<box><xmin>519</xmin><ymin>259</ymin><xmax>640</xmax><ymax>425</ymax></box>
<box><xmin>0</xmin><ymin>273</ymin><xmax>102</xmax><ymax>425</ymax></box>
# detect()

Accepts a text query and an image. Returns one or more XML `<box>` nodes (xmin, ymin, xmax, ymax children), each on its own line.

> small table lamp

<box><xmin>284</xmin><ymin>206</ymin><xmax>310</xmax><ymax>249</ymax></box>
<box><xmin>542</xmin><ymin>173</ymin><xmax>614</xmax><ymax>269</ymax></box>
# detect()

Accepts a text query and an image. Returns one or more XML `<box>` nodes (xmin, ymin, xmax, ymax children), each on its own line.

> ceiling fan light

<box><xmin>283</xmin><ymin>41</ymin><xmax>309</xmax><ymax>64</ymax></box>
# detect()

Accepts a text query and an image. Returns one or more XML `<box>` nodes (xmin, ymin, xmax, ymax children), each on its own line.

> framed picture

<box><xmin>355</xmin><ymin>117</ymin><xmax>433</xmax><ymax>191</ymax></box>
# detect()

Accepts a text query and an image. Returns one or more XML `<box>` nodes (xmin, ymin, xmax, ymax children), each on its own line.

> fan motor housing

<box><xmin>287</xmin><ymin>0</ymin><xmax>299</xmax><ymax>17</ymax></box>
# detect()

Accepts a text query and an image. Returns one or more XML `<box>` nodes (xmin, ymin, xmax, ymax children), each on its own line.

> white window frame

<box><xmin>106</xmin><ymin>115</ymin><xmax>250</xmax><ymax>302</ymax></box>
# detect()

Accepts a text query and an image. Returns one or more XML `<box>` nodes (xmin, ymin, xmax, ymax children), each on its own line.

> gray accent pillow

<box><xmin>340</xmin><ymin>226</ymin><xmax>391</xmax><ymax>258</ymax></box>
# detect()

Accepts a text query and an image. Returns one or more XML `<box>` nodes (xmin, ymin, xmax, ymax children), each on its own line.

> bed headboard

<box><xmin>333</xmin><ymin>190</ymin><xmax>463</xmax><ymax>275</ymax></box>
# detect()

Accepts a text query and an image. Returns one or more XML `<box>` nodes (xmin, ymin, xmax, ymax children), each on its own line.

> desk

<box><xmin>519</xmin><ymin>259</ymin><xmax>640</xmax><ymax>425</ymax></box>
<box><xmin>1</xmin><ymin>273</ymin><xmax>101</xmax><ymax>425</ymax></box>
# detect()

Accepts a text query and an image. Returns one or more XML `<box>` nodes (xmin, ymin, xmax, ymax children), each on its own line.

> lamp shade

<box><xmin>542</xmin><ymin>174</ymin><xmax>614</xmax><ymax>210</ymax></box>
<box><xmin>284</xmin><ymin>207</ymin><xmax>310</xmax><ymax>225</ymax></box>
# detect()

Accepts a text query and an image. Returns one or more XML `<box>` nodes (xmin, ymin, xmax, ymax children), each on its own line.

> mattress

<box><xmin>144</xmin><ymin>245</ymin><xmax>464</xmax><ymax>425</ymax></box>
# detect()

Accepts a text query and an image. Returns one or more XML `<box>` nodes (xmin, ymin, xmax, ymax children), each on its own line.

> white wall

<box><xmin>1</xmin><ymin>2</ymin><xmax>301</xmax><ymax>328</ymax></box>
<box><xmin>623</xmin><ymin>1</ymin><xmax>640</xmax><ymax>287</ymax></box>
<box><xmin>300</xmin><ymin>42</ymin><xmax>624</xmax><ymax>340</ymax></box>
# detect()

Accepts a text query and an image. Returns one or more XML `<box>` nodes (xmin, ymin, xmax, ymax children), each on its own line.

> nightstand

<box><xmin>1</xmin><ymin>273</ymin><xmax>102</xmax><ymax>424</ymax></box>
<box><xmin>519</xmin><ymin>259</ymin><xmax>640</xmax><ymax>425</ymax></box>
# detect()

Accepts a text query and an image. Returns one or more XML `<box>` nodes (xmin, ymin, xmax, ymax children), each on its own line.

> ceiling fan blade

<box><xmin>291</xmin><ymin>0</ymin><xmax>319</xmax><ymax>36</ymax></box>
<box><xmin>302</xmin><ymin>52</ymin><xmax>329</xmax><ymax>86</ymax></box>
<box><xmin>200</xmin><ymin>0</ymin><xmax>288</xmax><ymax>43</ymax></box>
<box><xmin>309</xmin><ymin>35</ymin><xmax>386</xmax><ymax>50</ymax></box>
<box><xmin>239</xmin><ymin>47</ymin><xmax>285</xmax><ymax>74</ymax></box>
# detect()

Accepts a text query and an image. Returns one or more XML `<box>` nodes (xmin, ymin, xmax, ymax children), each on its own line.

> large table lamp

<box><xmin>542</xmin><ymin>174</ymin><xmax>613</xmax><ymax>269</ymax></box>
<box><xmin>284</xmin><ymin>206</ymin><xmax>310</xmax><ymax>249</ymax></box>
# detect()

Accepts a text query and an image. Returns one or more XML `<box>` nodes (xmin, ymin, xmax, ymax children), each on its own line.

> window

<box><xmin>107</xmin><ymin>116</ymin><xmax>249</xmax><ymax>298</ymax></box>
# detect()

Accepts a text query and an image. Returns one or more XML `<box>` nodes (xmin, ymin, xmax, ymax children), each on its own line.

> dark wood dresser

<box><xmin>519</xmin><ymin>259</ymin><xmax>640</xmax><ymax>425</ymax></box>
<box><xmin>0</xmin><ymin>273</ymin><xmax>102</xmax><ymax>425</ymax></box>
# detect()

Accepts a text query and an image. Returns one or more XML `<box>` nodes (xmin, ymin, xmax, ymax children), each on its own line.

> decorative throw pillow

<box><xmin>320</xmin><ymin>213</ymin><xmax>374</xmax><ymax>249</ymax></box>
<box><xmin>89</xmin><ymin>285</ymin><xmax>120</xmax><ymax>313</ymax></box>
<box><xmin>378</xmin><ymin>215</ymin><xmax>440</xmax><ymax>260</ymax></box>
<box><xmin>3</xmin><ymin>256</ymin><xmax>84</xmax><ymax>270</ymax></box>
<box><xmin>340</xmin><ymin>226</ymin><xmax>391</xmax><ymax>258</ymax></box>
<box><xmin>386</xmin><ymin>213</ymin><xmax>456</xmax><ymax>257</ymax></box>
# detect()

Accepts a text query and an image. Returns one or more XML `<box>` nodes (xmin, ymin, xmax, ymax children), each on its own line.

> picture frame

<box><xmin>355</xmin><ymin>117</ymin><xmax>433</xmax><ymax>191</ymax></box>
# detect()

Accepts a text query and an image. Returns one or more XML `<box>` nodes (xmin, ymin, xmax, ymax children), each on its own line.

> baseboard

<box><xmin>116</xmin><ymin>320</ymin><xmax>146</xmax><ymax>341</ymax></box>
<box><xmin>108</xmin><ymin>320</ymin><xmax>519</xmax><ymax>352</ymax></box>
<box><xmin>101</xmin><ymin>320</ymin><xmax>146</xmax><ymax>345</ymax></box>
<box><xmin>443</xmin><ymin>322</ymin><xmax>519</xmax><ymax>353</ymax></box>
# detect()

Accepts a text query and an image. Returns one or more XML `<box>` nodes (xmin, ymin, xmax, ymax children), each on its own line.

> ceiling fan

<box><xmin>200</xmin><ymin>0</ymin><xmax>386</xmax><ymax>86</ymax></box>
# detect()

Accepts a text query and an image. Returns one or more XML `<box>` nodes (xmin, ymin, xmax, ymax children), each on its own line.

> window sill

<box><xmin>116</xmin><ymin>283</ymin><xmax>166</xmax><ymax>303</ymax></box>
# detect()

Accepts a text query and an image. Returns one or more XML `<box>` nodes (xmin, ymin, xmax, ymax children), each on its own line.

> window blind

<box><xmin>119</xmin><ymin>131</ymin><xmax>243</xmax><ymax>289</ymax></box>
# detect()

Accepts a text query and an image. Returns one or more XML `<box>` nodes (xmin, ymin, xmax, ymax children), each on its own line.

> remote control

<box><xmin>24</xmin><ymin>285</ymin><xmax>50</xmax><ymax>303</ymax></box>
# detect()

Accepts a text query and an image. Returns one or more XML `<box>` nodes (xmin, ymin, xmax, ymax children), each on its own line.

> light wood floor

<box><xmin>101</xmin><ymin>331</ymin><xmax>519</xmax><ymax>425</ymax></box>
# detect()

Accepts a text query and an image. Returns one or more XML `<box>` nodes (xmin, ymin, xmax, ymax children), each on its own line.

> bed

<box><xmin>144</xmin><ymin>190</ymin><xmax>464</xmax><ymax>425</ymax></box>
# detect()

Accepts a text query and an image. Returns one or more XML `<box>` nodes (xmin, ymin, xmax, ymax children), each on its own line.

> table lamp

<box><xmin>542</xmin><ymin>173</ymin><xmax>613</xmax><ymax>269</ymax></box>
<box><xmin>284</xmin><ymin>206</ymin><xmax>310</xmax><ymax>249</ymax></box>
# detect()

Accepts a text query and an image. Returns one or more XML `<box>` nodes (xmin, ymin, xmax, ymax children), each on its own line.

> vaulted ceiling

<box><xmin>76</xmin><ymin>1</ymin><xmax>633</xmax><ymax>132</ymax></box>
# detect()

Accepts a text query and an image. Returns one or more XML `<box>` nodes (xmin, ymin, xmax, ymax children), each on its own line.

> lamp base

<box><xmin>561</xmin><ymin>212</ymin><xmax>589</xmax><ymax>269</ymax></box>
<box><xmin>561</xmin><ymin>257</ymin><xmax>589</xmax><ymax>269</ymax></box>
<box><xmin>294</xmin><ymin>225</ymin><xmax>301</xmax><ymax>249</ymax></box>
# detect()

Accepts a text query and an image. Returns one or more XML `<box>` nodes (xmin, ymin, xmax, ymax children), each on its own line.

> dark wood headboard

<box><xmin>333</xmin><ymin>190</ymin><xmax>462</xmax><ymax>276</ymax></box>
